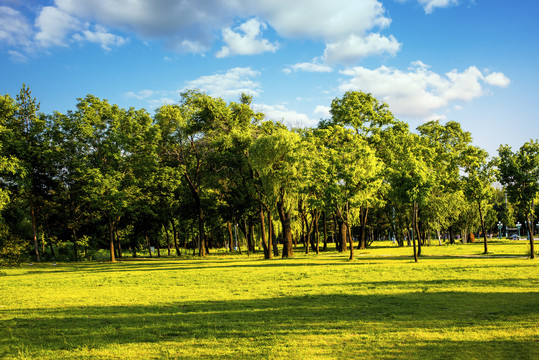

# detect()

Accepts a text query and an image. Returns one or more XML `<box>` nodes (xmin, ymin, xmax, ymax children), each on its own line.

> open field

<box><xmin>0</xmin><ymin>240</ymin><xmax>537</xmax><ymax>359</ymax></box>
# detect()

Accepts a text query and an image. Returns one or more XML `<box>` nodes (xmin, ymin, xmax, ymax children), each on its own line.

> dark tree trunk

<box><xmin>359</xmin><ymin>205</ymin><xmax>368</xmax><ymax>249</ymax></box>
<box><xmin>108</xmin><ymin>216</ymin><xmax>116</xmax><ymax>262</ymax></box>
<box><xmin>146</xmin><ymin>232</ymin><xmax>152</xmax><ymax>258</ymax></box>
<box><xmin>339</xmin><ymin>220</ymin><xmax>348</xmax><ymax>252</ymax></box>
<box><xmin>477</xmin><ymin>201</ymin><xmax>488</xmax><ymax>254</ymax></box>
<box><xmin>259</xmin><ymin>206</ymin><xmax>270</xmax><ymax>259</ymax></box>
<box><xmin>72</xmin><ymin>229</ymin><xmax>78</xmax><ymax>261</ymax></box>
<box><xmin>171</xmin><ymin>221</ymin><xmax>180</xmax><ymax>256</ymax></box>
<box><xmin>412</xmin><ymin>202</ymin><xmax>418</xmax><ymax>262</ymax></box>
<box><xmin>323</xmin><ymin>211</ymin><xmax>328</xmax><ymax>251</ymax></box>
<box><xmin>269</xmin><ymin>210</ymin><xmax>278</xmax><ymax>257</ymax></box>
<box><xmin>197</xmin><ymin>200</ymin><xmax>205</xmax><ymax>257</ymax></box>
<box><xmin>115</xmin><ymin>226</ymin><xmax>123</xmax><ymax>259</ymax></box>
<box><xmin>31</xmin><ymin>203</ymin><xmax>40</xmax><ymax>262</ymax></box>
<box><xmin>277</xmin><ymin>199</ymin><xmax>293</xmax><ymax>258</ymax></box>
<box><xmin>449</xmin><ymin>226</ymin><xmax>455</xmax><ymax>245</ymax></box>
<box><xmin>164</xmin><ymin>223</ymin><xmax>171</xmax><ymax>256</ymax></box>
<box><xmin>314</xmin><ymin>210</ymin><xmax>320</xmax><ymax>254</ymax></box>
<box><xmin>527</xmin><ymin>212</ymin><xmax>535</xmax><ymax>259</ymax></box>
<box><xmin>227</xmin><ymin>221</ymin><xmax>234</xmax><ymax>252</ymax></box>
<box><xmin>414</xmin><ymin>203</ymin><xmax>422</xmax><ymax>256</ymax></box>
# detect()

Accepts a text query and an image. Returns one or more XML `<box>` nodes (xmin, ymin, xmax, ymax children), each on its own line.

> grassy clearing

<box><xmin>0</xmin><ymin>240</ymin><xmax>537</xmax><ymax>359</ymax></box>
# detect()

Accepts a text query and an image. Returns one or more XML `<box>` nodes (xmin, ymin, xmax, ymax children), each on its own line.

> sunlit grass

<box><xmin>1</xmin><ymin>240</ymin><xmax>537</xmax><ymax>359</ymax></box>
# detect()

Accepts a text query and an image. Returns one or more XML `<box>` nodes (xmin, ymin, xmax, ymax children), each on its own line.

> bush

<box><xmin>0</xmin><ymin>232</ymin><xmax>30</xmax><ymax>266</ymax></box>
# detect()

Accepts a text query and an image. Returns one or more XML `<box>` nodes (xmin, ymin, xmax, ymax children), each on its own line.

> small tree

<box><xmin>462</xmin><ymin>146</ymin><xmax>496</xmax><ymax>254</ymax></box>
<box><xmin>497</xmin><ymin>140</ymin><xmax>539</xmax><ymax>259</ymax></box>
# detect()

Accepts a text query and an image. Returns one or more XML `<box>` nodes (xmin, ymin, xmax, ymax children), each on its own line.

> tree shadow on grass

<box><xmin>1</xmin><ymin>291</ymin><xmax>537</xmax><ymax>359</ymax></box>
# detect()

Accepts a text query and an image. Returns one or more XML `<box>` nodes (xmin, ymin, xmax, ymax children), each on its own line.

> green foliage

<box><xmin>1</xmin><ymin>85</ymin><xmax>536</xmax><ymax>261</ymax></box>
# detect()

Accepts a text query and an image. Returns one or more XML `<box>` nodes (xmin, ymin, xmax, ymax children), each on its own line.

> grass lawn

<box><xmin>0</xmin><ymin>240</ymin><xmax>537</xmax><ymax>359</ymax></box>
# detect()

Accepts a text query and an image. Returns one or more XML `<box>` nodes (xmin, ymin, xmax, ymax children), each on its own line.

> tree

<box><xmin>1</xmin><ymin>85</ymin><xmax>53</xmax><ymax>262</ymax></box>
<box><xmin>313</xmin><ymin>125</ymin><xmax>382</xmax><ymax>260</ymax></box>
<box><xmin>461</xmin><ymin>146</ymin><xmax>495</xmax><ymax>253</ymax></box>
<box><xmin>250</xmin><ymin>126</ymin><xmax>303</xmax><ymax>257</ymax></box>
<box><xmin>0</xmin><ymin>94</ymin><xmax>22</xmax><ymax>211</ymax></box>
<box><xmin>497</xmin><ymin>140</ymin><xmax>539</xmax><ymax>259</ymax></box>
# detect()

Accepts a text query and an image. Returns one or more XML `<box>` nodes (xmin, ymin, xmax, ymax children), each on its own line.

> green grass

<box><xmin>1</xmin><ymin>240</ymin><xmax>537</xmax><ymax>359</ymax></box>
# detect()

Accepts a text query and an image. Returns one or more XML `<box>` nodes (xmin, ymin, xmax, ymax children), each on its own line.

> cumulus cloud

<box><xmin>396</xmin><ymin>0</ymin><xmax>459</xmax><ymax>14</ymax></box>
<box><xmin>314</xmin><ymin>105</ymin><xmax>331</xmax><ymax>119</ymax></box>
<box><xmin>72</xmin><ymin>24</ymin><xmax>127</xmax><ymax>50</ymax></box>
<box><xmin>125</xmin><ymin>89</ymin><xmax>156</xmax><ymax>100</ymax></box>
<box><xmin>184</xmin><ymin>67</ymin><xmax>262</xmax><ymax>100</ymax></box>
<box><xmin>252</xmin><ymin>0</ymin><xmax>390</xmax><ymax>41</ymax></box>
<box><xmin>419</xmin><ymin>0</ymin><xmax>459</xmax><ymax>14</ymax></box>
<box><xmin>339</xmin><ymin>61</ymin><xmax>510</xmax><ymax>119</ymax></box>
<box><xmin>35</xmin><ymin>6</ymin><xmax>81</xmax><ymax>47</ymax></box>
<box><xmin>38</xmin><ymin>0</ymin><xmax>393</xmax><ymax>59</ymax></box>
<box><xmin>217</xmin><ymin>18</ymin><xmax>278</xmax><ymax>58</ymax></box>
<box><xmin>255</xmin><ymin>103</ymin><xmax>316</xmax><ymax>128</ymax></box>
<box><xmin>124</xmin><ymin>89</ymin><xmax>177</xmax><ymax>110</ymax></box>
<box><xmin>0</xmin><ymin>5</ymin><xmax>32</xmax><ymax>46</ymax></box>
<box><xmin>323</xmin><ymin>33</ymin><xmax>401</xmax><ymax>64</ymax></box>
<box><xmin>35</xmin><ymin>6</ymin><xmax>127</xmax><ymax>50</ymax></box>
<box><xmin>484</xmin><ymin>72</ymin><xmax>511</xmax><ymax>87</ymax></box>
<box><xmin>283</xmin><ymin>62</ymin><xmax>333</xmax><ymax>74</ymax></box>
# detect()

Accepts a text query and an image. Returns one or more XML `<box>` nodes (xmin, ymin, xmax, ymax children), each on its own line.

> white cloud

<box><xmin>419</xmin><ymin>0</ymin><xmax>459</xmax><ymax>14</ymax></box>
<box><xmin>35</xmin><ymin>6</ymin><xmax>81</xmax><ymax>47</ymax></box>
<box><xmin>125</xmin><ymin>89</ymin><xmax>177</xmax><ymax>110</ymax></box>
<box><xmin>72</xmin><ymin>24</ymin><xmax>127</xmax><ymax>50</ymax></box>
<box><xmin>339</xmin><ymin>61</ymin><xmax>510</xmax><ymax>119</ymax></box>
<box><xmin>396</xmin><ymin>0</ymin><xmax>459</xmax><ymax>14</ymax></box>
<box><xmin>46</xmin><ymin>0</ymin><xmax>393</xmax><ymax>57</ymax></box>
<box><xmin>252</xmin><ymin>0</ymin><xmax>390</xmax><ymax>41</ymax></box>
<box><xmin>314</xmin><ymin>105</ymin><xmax>331</xmax><ymax>119</ymax></box>
<box><xmin>217</xmin><ymin>18</ymin><xmax>278</xmax><ymax>58</ymax></box>
<box><xmin>0</xmin><ymin>6</ymin><xmax>32</xmax><ymax>46</ymax></box>
<box><xmin>184</xmin><ymin>67</ymin><xmax>262</xmax><ymax>100</ymax></box>
<box><xmin>323</xmin><ymin>33</ymin><xmax>401</xmax><ymax>64</ymax></box>
<box><xmin>255</xmin><ymin>103</ymin><xmax>316</xmax><ymax>128</ymax></box>
<box><xmin>484</xmin><ymin>72</ymin><xmax>510</xmax><ymax>87</ymax></box>
<box><xmin>8</xmin><ymin>49</ymin><xmax>28</xmax><ymax>62</ymax></box>
<box><xmin>34</xmin><ymin>6</ymin><xmax>126</xmax><ymax>50</ymax></box>
<box><xmin>284</xmin><ymin>61</ymin><xmax>333</xmax><ymax>74</ymax></box>
<box><xmin>125</xmin><ymin>89</ymin><xmax>156</xmax><ymax>100</ymax></box>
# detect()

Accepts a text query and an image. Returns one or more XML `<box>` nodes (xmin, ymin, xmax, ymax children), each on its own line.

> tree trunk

<box><xmin>415</xmin><ymin>202</ymin><xmax>422</xmax><ymax>257</ymax></box>
<box><xmin>269</xmin><ymin>210</ymin><xmax>278</xmax><ymax>257</ymax></box>
<box><xmin>323</xmin><ymin>211</ymin><xmax>328</xmax><ymax>251</ymax></box>
<box><xmin>478</xmin><ymin>200</ymin><xmax>488</xmax><ymax>254</ymax></box>
<box><xmin>449</xmin><ymin>226</ymin><xmax>455</xmax><ymax>245</ymax></box>
<box><xmin>412</xmin><ymin>203</ymin><xmax>418</xmax><ymax>262</ymax></box>
<box><xmin>314</xmin><ymin>210</ymin><xmax>320</xmax><ymax>254</ymax></box>
<box><xmin>72</xmin><ymin>229</ymin><xmax>78</xmax><ymax>261</ymax></box>
<box><xmin>31</xmin><ymin>203</ymin><xmax>40</xmax><ymax>262</ymax></box>
<box><xmin>197</xmin><ymin>199</ymin><xmax>205</xmax><ymax>257</ymax></box>
<box><xmin>527</xmin><ymin>212</ymin><xmax>535</xmax><ymax>259</ymax></box>
<box><xmin>339</xmin><ymin>220</ymin><xmax>347</xmax><ymax>252</ymax></box>
<box><xmin>164</xmin><ymin>223</ymin><xmax>171</xmax><ymax>256</ymax></box>
<box><xmin>146</xmin><ymin>232</ymin><xmax>152</xmax><ymax>258</ymax></box>
<box><xmin>359</xmin><ymin>205</ymin><xmax>368</xmax><ymax>249</ymax></box>
<box><xmin>115</xmin><ymin>226</ymin><xmax>123</xmax><ymax>259</ymax></box>
<box><xmin>108</xmin><ymin>216</ymin><xmax>116</xmax><ymax>262</ymax></box>
<box><xmin>227</xmin><ymin>221</ymin><xmax>234</xmax><ymax>252</ymax></box>
<box><xmin>171</xmin><ymin>221</ymin><xmax>181</xmax><ymax>256</ymax></box>
<box><xmin>259</xmin><ymin>206</ymin><xmax>270</xmax><ymax>259</ymax></box>
<box><xmin>277</xmin><ymin>199</ymin><xmax>293</xmax><ymax>258</ymax></box>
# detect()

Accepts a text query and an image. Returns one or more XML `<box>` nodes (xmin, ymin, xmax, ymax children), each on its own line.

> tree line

<box><xmin>1</xmin><ymin>85</ymin><xmax>538</xmax><ymax>264</ymax></box>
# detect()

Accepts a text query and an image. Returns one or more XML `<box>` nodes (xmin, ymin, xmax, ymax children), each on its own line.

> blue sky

<box><xmin>1</xmin><ymin>0</ymin><xmax>537</xmax><ymax>156</ymax></box>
